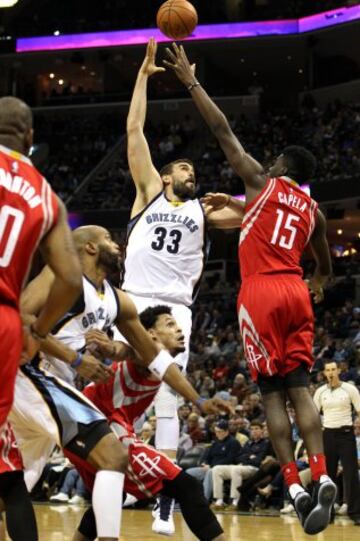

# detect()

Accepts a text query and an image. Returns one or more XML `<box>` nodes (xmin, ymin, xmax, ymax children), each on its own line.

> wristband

<box><xmin>148</xmin><ymin>350</ymin><xmax>173</xmax><ymax>380</ymax></box>
<box><xmin>103</xmin><ymin>358</ymin><xmax>113</xmax><ymax>366</ymax></box>
<box><xmin>187</xmin><ymin>81</ymin><xmax>201</xmax><ymax>92</ymax></box>
<box><xmin>30</xmin><ymin>323</ymin><xmax>47</xmax><ymax>340</ymax></box>
<box><xmin>71</xmin><ymin>353</ymin><xmax>83</xmax><ymax>368</ymax></box>
<box><xmin>195</xmin><ymin>397</ymin><xmax>207</xmax><ymax>409</ymax></box>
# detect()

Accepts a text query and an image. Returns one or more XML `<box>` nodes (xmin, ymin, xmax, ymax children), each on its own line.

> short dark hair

<box><xmin>139</xmin><ymin>305</ymin><xmax>172</xmax><ymax>330</ymax></box>
<box><xmin>282</xmin><ymin>145</ymin><xmax>317</xmax><ymax>182</ymax></box>
<box><xmin>323</xmin><ymin>359</ymin><xmax>338</xmax><ymax>368</ymax></box>
<box><xmin>250</xmin><ymin>420</ymin><xmax>263</xmax><ymax>429</ymax></box>
<box><xmin>159</xmin><ymin>158</ymin><xmax>194</xmax><ymax>178</ymax></box>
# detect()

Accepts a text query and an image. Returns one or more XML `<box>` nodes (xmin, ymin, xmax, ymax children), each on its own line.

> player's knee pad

<box><xmin>154</xmin><ymin>384</ymin><xmax>178</xmax><ymax>418</ymax></box>
<box><xmin>155</xmin><ymin>416</ymin><xmax>180</xmax><ymax>451</ymax></box>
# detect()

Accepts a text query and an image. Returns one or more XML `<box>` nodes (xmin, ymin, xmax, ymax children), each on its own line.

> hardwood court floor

<box><xmin>11</xmin><ymin>505</ymin><xmax>359</xmax><ymax>541</ymax></box>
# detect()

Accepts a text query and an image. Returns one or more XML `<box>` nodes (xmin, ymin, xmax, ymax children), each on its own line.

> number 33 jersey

<box><xmin>122</xmin><ymin>192</ymin><xmax>209</xmax><ymax>306</ymax></box>
<box><xmin>239</xmin><ymin>176</ymin><xmax>317</xmax><ymax>280</ymax></box>
<box><xmin>0</xmin><ymin>145</ymin><xmax>58</xmax><ymax>306</ymax></box>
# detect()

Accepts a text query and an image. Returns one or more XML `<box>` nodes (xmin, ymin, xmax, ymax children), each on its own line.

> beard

<box><xmin>98</xmin><ymin>245</ymin><xmax>120</xmax><ymax>274</ymax></box>
<box><xmin>172</xmin><ymin>179</ymin><xmax>196</xmax><ymax>200</ymax></box>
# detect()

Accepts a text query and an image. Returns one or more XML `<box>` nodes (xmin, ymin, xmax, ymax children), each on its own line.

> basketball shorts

<box><xmin>0</xmin><ymin>422</ymin><xmax>23</xmax><ymax>474</ymax></box>
<box><xmin>0</xmin><ymin>304</ymin><xmax>22</xmax><ymax>430</ymax></box>
<box><xmin>238</xmin><ymin>275</ymin><xmax>314</xmax><ymax>383</ymax></box>
<box><xmin>66</xmin><ymin>421</ymin><xmax>181</xmax><ymax>500</ymax></box>
<box><xmin>9</xmin><ymin>364</ymin><xmax>110</xmax><ymax>491</ymax></box>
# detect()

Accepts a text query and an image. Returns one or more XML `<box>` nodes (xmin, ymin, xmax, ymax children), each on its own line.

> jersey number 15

<box><xmin>270</xmin><ymin>209</ymin><xmax>300</xmax><ymax>250</ymax></box>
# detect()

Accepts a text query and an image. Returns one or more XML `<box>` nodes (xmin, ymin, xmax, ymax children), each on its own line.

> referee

<box><xmin>314</xmin><ymin>360</ymin><xmax>360</xmax><ymax>524</ymax></box>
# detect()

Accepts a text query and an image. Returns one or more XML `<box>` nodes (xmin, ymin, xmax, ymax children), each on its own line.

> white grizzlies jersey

<box><xmin>41</xmin><ymin>275</ymin><xmax>119</xmax><ymax>384</ymax></box>
<box><xmin>122</xmin><ymin>192</ymin><xmax>209</xmax><ymax>306</ymax></box>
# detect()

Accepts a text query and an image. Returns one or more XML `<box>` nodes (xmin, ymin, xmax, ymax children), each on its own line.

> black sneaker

<box><xmin>289</xmin><ymin>490</ymin><xmax>313</xmax><ymax>527</ymax></box>
<box><xmin>304</xmin><ymin>478</ymin><xmax>337</xmax><ymax>535</ymax></box>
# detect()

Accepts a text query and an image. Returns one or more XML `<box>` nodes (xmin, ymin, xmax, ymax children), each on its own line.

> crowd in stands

<box><xmin>34</xmin><ymin>110</ymin><xmax>125</xmax><ymax>201</ymax></box>
<box><xmin>1</xmin><ymin>1</ymin><xmax>356</xmax><ymax>39</ymax></box>
<box><xmin>34</xmin><ymin>99</ymin><xmax>359</xmax><ymax>209</ymax></box>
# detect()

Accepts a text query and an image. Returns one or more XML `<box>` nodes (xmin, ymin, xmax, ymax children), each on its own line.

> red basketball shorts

<box><xmin>238</xmin><ymin>275</ymin><xmax>314</xmax><ymax>381</ymax></box>
<box><xmin>0</xmin><ymin>305</ymin><xmax>22</xmax><ymax>430</ymax></box>
<box><xmin>0</xmin><ymin>422</ymin><xmax>23</xmax><ymax>474</ymax></box>
<box><xmin>65</xmin><ymin>432</ymin><xmax>181</xmax><ymax>500</ymax></box>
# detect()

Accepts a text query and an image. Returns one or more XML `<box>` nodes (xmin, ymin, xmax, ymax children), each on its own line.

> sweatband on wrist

<box><xmin>195</xmin><ymin>397</ymin><xmax>207</xmax><ymax>409</ymax></box>
<box><xmin>188</xmin><ymin>81</ymin><xmax>201</xmax><ymax>92</ymax></box>
<box><xmin>148</xmin><ymin>350</ymin><xmax>173</xmax><ymax>380</ymax></box>
<box><xmin>71</xmin><ymin>353</ymin><xmax>83</xmax><ymax>368</ymax></box>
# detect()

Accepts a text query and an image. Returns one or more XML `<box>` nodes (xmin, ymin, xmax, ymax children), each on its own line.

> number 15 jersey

<box><xmin>239</xmin><ymin>176</ymin><xmax>317</xmax><ymax>280</ymax></box>
<box><xmin>122</xmin><ymin>192</ymin><xmax>209</xmax><ymax>306</ymax></box>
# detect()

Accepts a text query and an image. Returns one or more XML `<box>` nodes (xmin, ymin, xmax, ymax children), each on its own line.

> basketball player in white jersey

<box><xmin>12</xmin><ymin>224</ymin><xmax>230</xmax><ymax>495</ymax></box>
<box><xmin>123</xmin><ymin>39</ymin><xmax>243</xmax><ymax>534</ymax></box>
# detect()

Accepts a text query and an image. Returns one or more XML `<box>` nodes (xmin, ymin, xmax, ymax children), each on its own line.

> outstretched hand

<box><xmin>201</xmin><ymin>192</ymin><xmax>231</xmax><ymax>212</ymax></box>
<box><xmin>163</xmin><ymin>42</ymin><xmax>196</xmax><ymax>86</ymax></box>
<box><xmin>140</xmin><ymin>37</ymin><xmax>166</xmax><ymax>77</ymax></box>
<box><xmin>200</xmin><ymin>397</ymin><xmax>234</xmax><ymax>416</ymax></box>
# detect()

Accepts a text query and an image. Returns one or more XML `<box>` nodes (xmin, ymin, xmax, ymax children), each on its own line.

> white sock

<box><xmin>289</xmin><ymin>483</ymin><xmax>305</xmax><ymax>500</ymax></box>
<box><xmin>232</xmin><ymin>498</ymin><xmax>239</xmax><ymax>506</ymax></box>
<box><xmin>215</xmin><ymin>499</ymin><xmax>224</xmax><ymax>506</ymax></box>
<box><xmin>93</xmin><ymin>470</ymin><xmax>124</xmax><ymax>539</ymax></box>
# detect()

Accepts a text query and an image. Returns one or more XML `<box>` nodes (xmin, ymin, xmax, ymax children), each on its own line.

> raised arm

<box><xmin>307</xmin><ymin>209</ymin><xmax>332</xmax><ymax>303</ymax></box>
<box><xmin>164</xmin><ymin>43</ymin><xmax>266</xmax><ymax>195</ymax></box>
<box><xmin>127</xmin><ymin>38</ymin><xmax>164</xmax><ymax>217</ymax></box>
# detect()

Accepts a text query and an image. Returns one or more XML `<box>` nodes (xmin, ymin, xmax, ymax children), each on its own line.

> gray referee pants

<box><xmin>324</xmin><ymin>426</ymin><xmax>360</xmax><ymax>518</ymax></box>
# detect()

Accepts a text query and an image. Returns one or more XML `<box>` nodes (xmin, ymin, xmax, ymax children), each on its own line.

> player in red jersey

<box><xmin>67</xmin><ymin>305</ymin><xmax>226</xmax><ymax>541</ymax></box>
<box><xmin>0</xmin><ymin>97</ymin><xmax>82</xmax><ymax>541</ymax></box>
<box><xmin>0</xmin><ymin>96</ymin><xmax>82</xmax><ymax>428</ymax></box>
<box><xmin>166</xmin><ymin>44</ymin><xmax>336</xmax><ymax>535</ymax></box>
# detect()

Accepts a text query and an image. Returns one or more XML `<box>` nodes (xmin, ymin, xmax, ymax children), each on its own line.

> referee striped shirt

<box><xmin>313</xmin><ymin>382</ymin><xmax>360</xmax><ymax>429</ymax></box>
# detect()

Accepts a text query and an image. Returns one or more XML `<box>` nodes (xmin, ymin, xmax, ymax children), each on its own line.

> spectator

<box><xmin>185</xmin><ymin>413</ymin><xmax>206</xmax><ymax>445</ymax></box>
<box><xmin>231</xmin><ymin>373</ymin><xmax>250</xmax><ymax>403</ymax></box>
<box><xmin>212</xmin><ymin>421</ymin><xmax>268</xmax><ymax>509</ymax></box>
<box><xmin>140</xmin><ymin>422</ymin><xmax>154</xmax><ymax>445</ymax></box>
<box><xmin>186</xmin><ymin>420</ymin><xmax>241</xmax><ymax>501</ymax></box>
<box><xmin>49</xmin><ymin>467</ymin><xmax>89</xmax><ymax>504</ymax></box>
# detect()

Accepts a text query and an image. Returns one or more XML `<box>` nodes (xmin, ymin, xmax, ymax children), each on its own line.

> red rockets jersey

<box><xmin>239</xmin><ymin>177</ymin><xmax>317</xmax><ymax>280</ymax></box>
<box><xmin>0</xmin><ymin>145</ymin><xmax>59</xmax><ymax>306</ymax></box>
<box><xmin>83</xmin><ymin>360</ymin><xmax>161</xmax><ymax>432</ymax></box>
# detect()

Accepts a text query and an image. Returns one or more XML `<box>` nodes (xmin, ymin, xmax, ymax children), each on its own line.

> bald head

<box><xmin>0</xmin><ymin>96</ymin><xmax>33</xmax><ymax>154</ymax></box>
<box><xmin>72</xmin><ymin>225</ymin><xmax>107</xmax><ymax>253</ymax></box>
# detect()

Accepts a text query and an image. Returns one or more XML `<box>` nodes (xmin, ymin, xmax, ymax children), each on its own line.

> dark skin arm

<box><xmin>31</xmin><ymin>199</ymin><xmax>83</xmax><ymax>337</ymax></box>
<box><xmin>306</xmin><ymin>208</ymin><xmax>332</xmax><ymax>303</ymax></box>
<box><xmin>164</xmin><ymin>43</ymin><xmax>267</xmax><ymax>202</ymax></box>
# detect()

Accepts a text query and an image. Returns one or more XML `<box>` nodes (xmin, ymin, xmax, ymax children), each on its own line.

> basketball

<box><xmin>157</xmin><ymin>0</ymin><xmax>198</xmax><ymax>40</ymax></box>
